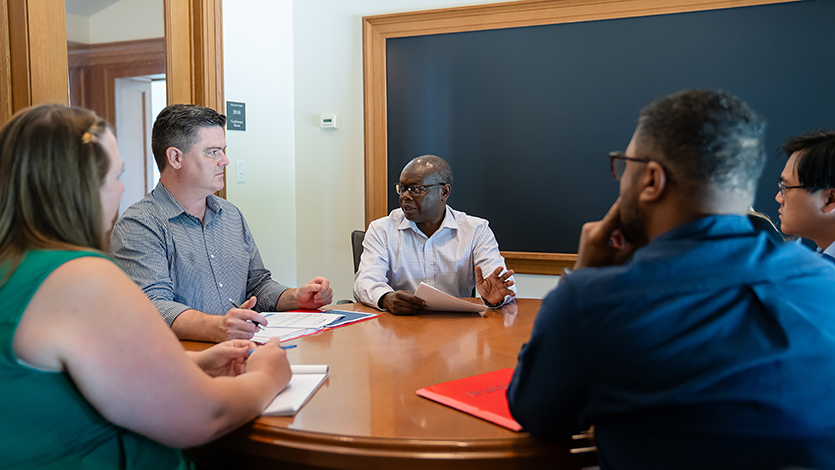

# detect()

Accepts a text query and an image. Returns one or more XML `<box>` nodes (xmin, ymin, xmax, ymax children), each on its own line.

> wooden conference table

<box><xmin>184</xmin><ymin>299</ymin><xmax>597</xmax><ymax>469</ymax></box>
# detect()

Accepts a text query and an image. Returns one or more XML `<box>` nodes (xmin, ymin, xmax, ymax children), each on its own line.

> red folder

<box><xmin>416</xmin><ymin>368</ymin><xmax>522</xmax><ymax>431</ymax></box>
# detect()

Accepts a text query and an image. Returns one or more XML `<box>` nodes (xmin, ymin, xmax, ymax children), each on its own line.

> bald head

<box><xmin>404</xmin><ymin>155</ymin><xmax>453</xmax><ymax>186</ymax></box>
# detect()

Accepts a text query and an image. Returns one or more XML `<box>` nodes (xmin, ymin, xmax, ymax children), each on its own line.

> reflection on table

<box><xmin>184</xmin><ymin>299</ymin><xmax>597</xmax><ymax>470</ymax></box>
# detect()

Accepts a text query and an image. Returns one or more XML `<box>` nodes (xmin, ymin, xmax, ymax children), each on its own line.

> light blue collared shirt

<box><xmin>110</xmin><ymin>182</ymin><xmax>288</xmax><ymax>325</ymax></box>
<box><xmin>353</xmin><ymin>205</ymin><xmax>515</xmax><ymax>309</ymax></box>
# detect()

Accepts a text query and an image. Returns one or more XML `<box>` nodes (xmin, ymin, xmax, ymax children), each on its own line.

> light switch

<box><xmin>236</xmin><ymin>160</ymin><xmax>246</xmax><ymax>183</ymax></box>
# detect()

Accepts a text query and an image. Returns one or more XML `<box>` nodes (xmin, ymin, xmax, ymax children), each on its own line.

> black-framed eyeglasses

<box><xmin>394</xmin><ymin>183</ymin><xmax>446</xmax><ymax>197</ymax></box>
<box><xmin>609</xmin><ymin>151</ymin><xmax>652</xmax><ymax>181</ymax></box>
<box><xmin>777</xmin><ymin>181</ymin><xmax>812</xmax><ymax>196</ymax></box>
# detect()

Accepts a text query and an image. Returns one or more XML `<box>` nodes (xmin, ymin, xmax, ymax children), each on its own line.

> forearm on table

<box><xmin>171</xmin><ymin>309</ymin><xmax>225</xmax><ymax>342</ymax></box>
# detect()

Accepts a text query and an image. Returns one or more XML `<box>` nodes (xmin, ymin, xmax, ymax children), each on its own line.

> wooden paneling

<box><xmin>0</xmin><ymin>0</ymin><xmax>68</xmax><ymax>124</ymax></box>
<box><xmin>0</xmin><ymin>0</ymin><xmax>10</xmax><ymax>123</ymax></box>
<box><xmin>362</xmin><ymin>0</ymin><xmax>798</xmax><ymax>274</ymax></box>
<box><xmin>164</xmin><ymin>0</ymin><xmax>226</xmax><ymax>198</ymax></box>
<box><xmin>68</xmin><ymin>38</ymin><xmax>165</xmax><ymax>135</ymax></box>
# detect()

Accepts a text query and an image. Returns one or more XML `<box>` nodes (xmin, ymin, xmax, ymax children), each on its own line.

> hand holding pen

<box><xmin>223</xmin><ymin>297</ymin><xmax>269</xmax><ymax>340</ymax></box>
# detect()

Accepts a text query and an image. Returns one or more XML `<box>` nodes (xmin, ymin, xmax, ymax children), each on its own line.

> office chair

<box><xmin>336</xmin><ymin>230</ymin><xmax>366</xmax><ymax>305</ymax></box>
<box><xmin>351</xmin><ymin>230</ymin><xmax>365</xmax><ymax>273</ymax></box>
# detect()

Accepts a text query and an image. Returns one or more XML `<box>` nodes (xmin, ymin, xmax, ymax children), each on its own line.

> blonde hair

<box><xmin>0</xmin><ymin>105</ymin><xmax>111</xmax><ymax>280</ymax></box>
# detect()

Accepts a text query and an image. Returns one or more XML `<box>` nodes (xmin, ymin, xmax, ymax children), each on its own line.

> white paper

<box><xmin>253</xmin><ymin>312</ymin><xmax>343</xmax><ymax>343</ymax></box>
<box><xmin>414</xmin><ymin>282</ymin><xmax>487</xmax><ymax>313</ymax></box>
<box><xmin>262</xmin><ymin>364</ymin><xmax>329</xmax><ymax>416</ymax></box>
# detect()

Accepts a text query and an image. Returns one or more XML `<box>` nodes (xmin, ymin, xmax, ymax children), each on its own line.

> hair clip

<box><xmin>81</xmin><ymin>131</ymin><xmax>98</xmax><ymax>144</ymax></box>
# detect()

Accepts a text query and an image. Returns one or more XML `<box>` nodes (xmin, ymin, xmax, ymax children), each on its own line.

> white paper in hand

<box><xmin>414</xmin><ymin>282</ymin><xmax>487</xmax><ymax>313</ymax></box>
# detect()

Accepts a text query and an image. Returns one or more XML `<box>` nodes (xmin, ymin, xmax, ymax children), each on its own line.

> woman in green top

<box><xmin>0</xmin><ymin>105</ymin><xmax>292</xmax><ymax>469</ymax></box>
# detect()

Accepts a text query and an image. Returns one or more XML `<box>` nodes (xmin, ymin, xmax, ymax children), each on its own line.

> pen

<box><xmin>228</xmin><ymin>298</ymin><xmax>265</xmax><ymax>330</ymax></box>
<box><xmin>248</xmin><ymin>344</ymin><xmax>297</xmax><ymax>355</ymax></box>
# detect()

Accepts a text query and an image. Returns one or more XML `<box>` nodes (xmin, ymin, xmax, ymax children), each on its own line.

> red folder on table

<box><xmin>416</xmin><ymin>368</ymin><xmax>522</xmax><ymax>431</ymax></box>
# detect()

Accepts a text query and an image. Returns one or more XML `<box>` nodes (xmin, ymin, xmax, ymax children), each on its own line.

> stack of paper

<box><xmin>253</xmin><ymin>312</ymin><xmax>344</xmax><ymax>343</ymax></box>
<box><xmin>263</xmin><ymin>364</ymin><xmax>329</xmax><ymax>416</ymax></box>
<box><xmin>414</xmin><ymin>282</ymin><xmax>487</xmax><ymax>313</ymax></box>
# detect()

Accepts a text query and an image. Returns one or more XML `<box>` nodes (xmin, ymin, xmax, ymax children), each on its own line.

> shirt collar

<box><xmin>822</xmin><ymin>241</ymin><xmax>835</xmax><ymax>259</ymax></box>
<box><xmin>152</xmin><ymin>181</ymin><xmax>222</xmax><ymax>221</ymax></box>
<box><xmin>398</xmin><ymin>205</ymin><xmax>458</xmax><ymax>237</ymax></box>
<box><xmin>649</xmin><ymin>214</ymin><xmax>753</xmax><ymax>245</ymax></box>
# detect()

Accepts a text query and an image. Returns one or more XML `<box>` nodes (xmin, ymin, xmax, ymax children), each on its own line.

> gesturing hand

<box><xmin>574</xmin><ymin>198</ymin><xmax>638</xmax><ymax>270</ymax></box>
<box><xmin>475</xmin><ymin>265</ymin><xmax>516</xmax><ymax>305</ymax></box>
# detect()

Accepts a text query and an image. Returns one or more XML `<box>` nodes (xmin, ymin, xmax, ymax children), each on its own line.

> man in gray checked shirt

<box><xmin>111</xmin><ymin>104</ymin><xmax>333</xmax><ymax>342</ymax></box>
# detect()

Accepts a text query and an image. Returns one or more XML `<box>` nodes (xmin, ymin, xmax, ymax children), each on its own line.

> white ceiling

<box><xmin>65</xmin><ymin>0</ymin><xmax>122</xmax><ymax>17</ymax></box>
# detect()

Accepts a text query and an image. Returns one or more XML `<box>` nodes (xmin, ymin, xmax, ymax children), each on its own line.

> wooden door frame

<box><xmin>362</xmin><ymin>0</ymin><xmax>798</xmax><ymax>275</ymax></box>
<box><xmin>1</xmin><ymin>0</ymin><xmax>225</xmax><ymax>197</ymax></box>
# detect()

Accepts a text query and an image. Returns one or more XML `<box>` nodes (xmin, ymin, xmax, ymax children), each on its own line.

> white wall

<box><xmin>291</xmin><ymin>0</ymin><xmax>559</xmax><ymax>301</ymax></box>
<box><xmin>223</xmin><ymin>0</ymin><xmax>298</xmax><ymax>287</ymax></box>
<box><xmin>66</xmin><ymin>0</ymin><xmax>163</xmax><ymax>44</ymax></box>
<box><xmin>66</xmin><ymin>13</ymin><xmax>90</xmax><ymax>43</ymax></box>
<box><xmin>88</xmin><ymin>0</ymin><xmax>164</xmax><ymax>44</ymax></box>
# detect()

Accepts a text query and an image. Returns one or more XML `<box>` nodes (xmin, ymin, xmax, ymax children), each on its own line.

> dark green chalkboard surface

<box><xmin>386</xmin><ymin>0</ymin><xmax>835</xmax><ymax>253</ymax></box>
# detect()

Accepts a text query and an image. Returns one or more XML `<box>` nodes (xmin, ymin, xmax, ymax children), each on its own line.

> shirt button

<box><xmin>211</xmin><ymin>254</ymin><xmax>215</xmax><ymax>259</ymax></box>
<box><xmin>219</xmin><ymin>283</ymin><xmax>223</xmax><ymax>288</ymax></box>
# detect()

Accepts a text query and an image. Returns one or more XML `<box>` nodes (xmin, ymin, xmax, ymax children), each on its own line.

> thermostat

<box><xmin>319</xmin><ymin>114</ymin><xmax>338</xmax><ymax>129</ymax></box>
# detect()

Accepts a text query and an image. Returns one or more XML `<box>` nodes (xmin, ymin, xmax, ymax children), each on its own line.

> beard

<box><xmin>619</xmin><ymin>193</ymin><xmax>650</xmax><ymax>247</ymax></box>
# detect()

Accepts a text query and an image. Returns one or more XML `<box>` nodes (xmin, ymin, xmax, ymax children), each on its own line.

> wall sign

<box><xmin>227</xmin><ymin>101</ymin><xmax>246</xmax><ymax>131</ymax></box>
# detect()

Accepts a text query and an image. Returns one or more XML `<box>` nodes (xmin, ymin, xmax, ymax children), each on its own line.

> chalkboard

<box><xmin>386</xmin><ymin>0</ymin><xmax>835</xmax><ymax>253</ymax></box>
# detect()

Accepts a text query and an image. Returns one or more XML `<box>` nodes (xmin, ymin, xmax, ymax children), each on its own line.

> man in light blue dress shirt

<box><xmin>111</xmin><ymin>105</ymin><xmax>333</xmax><ymax>342</ymax></box>
<box><xmin>353</xmin><ymin>155</ymin><xmax>516</xmax><ymax>315</ymax></box>
<box><xmin>775</xmin><ymin>130</ymin><xmax>835</xmax><ymax>262</ymax></box>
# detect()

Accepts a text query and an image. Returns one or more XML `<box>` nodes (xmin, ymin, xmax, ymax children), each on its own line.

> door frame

<box><xmin>1</xmin><ymin>0</ymin><xmax>226</xmax><ymax>196</ymax></box>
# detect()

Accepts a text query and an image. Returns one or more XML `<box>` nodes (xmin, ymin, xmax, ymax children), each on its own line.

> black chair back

<box><xmin>351</xmin><ymin>230</ymin><xmax>366</xmax><ymax>273</ymax></box>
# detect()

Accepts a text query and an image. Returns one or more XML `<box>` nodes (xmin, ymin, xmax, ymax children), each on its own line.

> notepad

<box><xmin>416</xmin><ymin>368</ymin><xmax>522</xmax><ymax>431</ymax></box>
<box><xmin>262</xmin><ymin>364</ymin><xmax>329</xmax><ymax>416</ymax></box>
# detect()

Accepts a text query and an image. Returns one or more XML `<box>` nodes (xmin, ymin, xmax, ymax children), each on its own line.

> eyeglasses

<box><xmin>777</xmin><ymin>181</ymin><xmax>812</xmax><ymax>196</ymax></box>
<box><xmin>394</xmin><ymin>183</ymin><xmax>446</xmax><ymax>197</ymax></box>
<box><xmin>609</xmin><ymin>151</ymin><xmax>652</xmax><ymax>181</ymax></box>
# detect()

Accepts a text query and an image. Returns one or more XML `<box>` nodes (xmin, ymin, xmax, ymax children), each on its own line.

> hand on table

<box><xmin>246</xmin><ymin>338</ymin><xmax>292</xmax><ymax>390</ymax></box>
<box><xmin>222</xmin><ymin>296</ymin><xmax>267</xmax><ymax>340</ymax></box>
<box><xmin>380</xmin><ymin>290</ymin><xmax>426</xmax><ymax>315</ymax></box>
<box><xmin>293</xmin><ymin>277</ymin><xmax>334</xmax><ymax>309</ymax></box>
<box><xmin>196</xmin><ymin>339</ymin><xmax>256</xmax><ymax>377</ymax></box>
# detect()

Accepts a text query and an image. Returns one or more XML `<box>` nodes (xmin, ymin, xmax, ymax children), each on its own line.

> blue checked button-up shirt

<box><xmin>110</xmin><ymin>182</ymin><xmax>288</xmax><ymax>326</ymax></box>
<box><xmin>353</xmin><ymin>206</ymin><xmax>515</xmax><ymax>309</ymax></box>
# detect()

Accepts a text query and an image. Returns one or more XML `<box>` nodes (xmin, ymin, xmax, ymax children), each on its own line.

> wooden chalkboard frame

<box><xmin>361</xmin><ymin>0</ymin><xmax>797</xmax><ymax>275</ymax></box>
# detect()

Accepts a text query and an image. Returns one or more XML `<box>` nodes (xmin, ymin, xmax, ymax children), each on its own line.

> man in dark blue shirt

<box><xmin>508</xmin><ymin>90</ymin><xmax>835</xmax><ymax>469</ymax></box>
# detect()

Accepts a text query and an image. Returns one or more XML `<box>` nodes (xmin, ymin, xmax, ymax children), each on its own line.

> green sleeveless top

<box><xmin>0</xmin><ymin>250</ymin><xmax>188</xmax><ymax>469</ymax></box>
